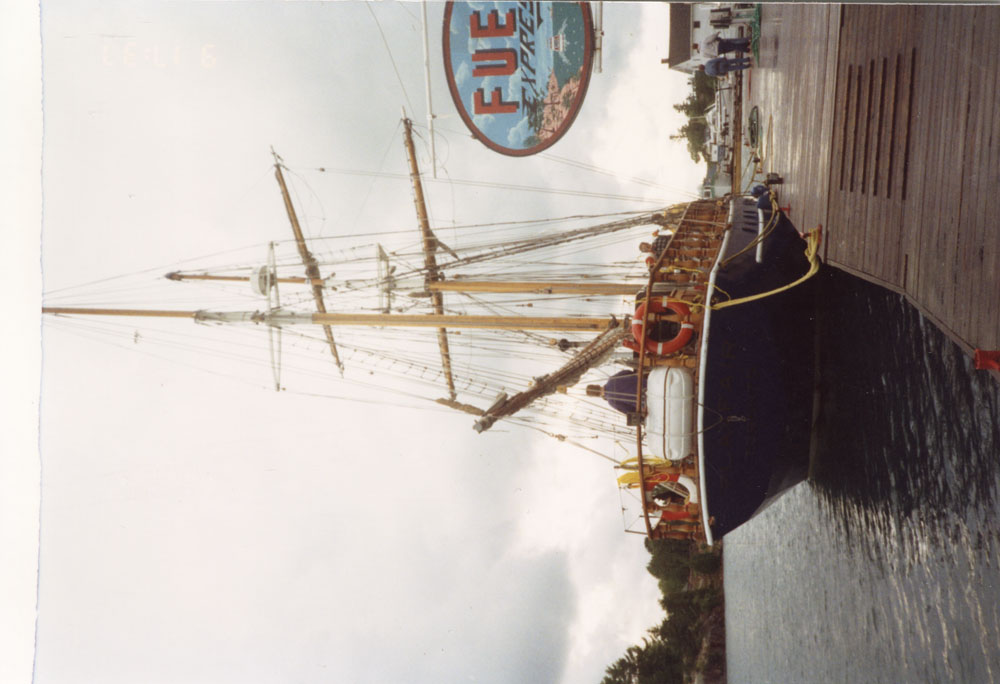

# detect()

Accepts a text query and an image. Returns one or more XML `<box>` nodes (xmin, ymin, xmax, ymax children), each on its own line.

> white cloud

<box><xmin>507</xmin><ymin>114</ymin><xmax>531</xmax><ymax>146</ymax></box>
<box><xmin>585</xmin><ymin>4</ymin><xmax>704</xmax><ymax>204</ymax></box>
<box><xmin>31</xmin><ymin>4</ymin><xmax>702</xmax><ymax>684</ymax></box>
<box><xmin>454</xmin><ymin>60</ymin><xmax>472</xmax><ymax>87</ymax></box>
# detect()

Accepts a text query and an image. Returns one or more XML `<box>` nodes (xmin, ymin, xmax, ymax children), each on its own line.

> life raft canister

<box><xmin>625</xmin><ymin>297</ymin><xmax>694</xmax><ymax>356</ymax></box>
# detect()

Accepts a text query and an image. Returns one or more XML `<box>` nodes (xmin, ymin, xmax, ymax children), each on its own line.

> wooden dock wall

<box><xmin>748</xmin><ymin>4</ymin><xmax>999</xmax><ymax>362</ymax></box>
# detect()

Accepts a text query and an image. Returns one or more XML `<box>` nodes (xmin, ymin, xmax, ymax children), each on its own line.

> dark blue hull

<box><xmin>701</xmin><ymin>201</ymin><xmax>818</xmax><ymax>539</ymax></box>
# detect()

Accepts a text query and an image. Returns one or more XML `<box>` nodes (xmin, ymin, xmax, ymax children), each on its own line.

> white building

<box><xmin>663</xmin><ymin>3</ymin><xmax>754</xmax><ymax>75</ymax></box>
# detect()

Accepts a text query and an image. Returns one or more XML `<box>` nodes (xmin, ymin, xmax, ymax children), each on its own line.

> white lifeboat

<box><xmin>644</xmin><ymin>367</ymin><xmax>695</xmax><ymax>461</ymax></box>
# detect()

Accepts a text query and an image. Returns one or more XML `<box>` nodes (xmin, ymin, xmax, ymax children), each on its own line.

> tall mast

<box><xmin>42</xmin><ymin>306</ymin><xmax>616</xmax><ymax>331</ymax></box>
<box><xmin>426</xmin><ymin>280</ymin><xmax>642</xmax><ymax>296</ymax></box>
<box><xmin>272</xmin><ymin>149</ymin><xmax>344</xmax><ymax>374</ymax></box>
<box><xmin>165</xmin><ymin>273</ymin><xmax>644</xmax><ymax>297</ymax></box>
<box><xmin>402</xmin><ymin>116</ymin><xmax>457</xmax><ymax>400</ymax></box>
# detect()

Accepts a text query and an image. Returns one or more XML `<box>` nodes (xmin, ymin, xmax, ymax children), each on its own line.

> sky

<box><xmin>5</xmin><ymin>2</ymin><xmax>705</xmax><ymax>683</ymax></box>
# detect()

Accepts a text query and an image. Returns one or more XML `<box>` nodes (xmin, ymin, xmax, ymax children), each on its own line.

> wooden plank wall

<box><xmin>755</xmin><ymin>4</ymin><xmax>999</xmax><ymax>353</ymax></box>
<box><xmin>747</xmin><ymin>4</ymin><xmax>840</xmax><ymax>237</ymax></box>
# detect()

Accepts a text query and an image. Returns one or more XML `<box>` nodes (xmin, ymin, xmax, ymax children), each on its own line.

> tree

<box><xmin>605</xmin><ymin>539</ymin><xmax>724</xmax><ymax>682</ymax></box>
<box><xmin>691</xmin><ymin>70</ymin><xmax>716</xmax><ymax>106</ymax></box>
<box><xmin>670</xmin><ymin>121</ymin><xmax>710</xmax><ymax>163</ymax></box>
<box><xmin>602</xmin><ymin>637</ymin><xmax>683</xmax><ymax>684</ymax></box>
<box><xmin>645</xmin><ymin>537</ymin><xmax>692</xmax><ymax>594</ymax></box>
<box><xmin>689</xmin><ymin>550</ymin><xmax>722</xmax><ymax>575</ymax></box>
<box><xmin>671</xmin><ymin>72</ymin><xmax>717</xmax><ymax>163</ymax></box>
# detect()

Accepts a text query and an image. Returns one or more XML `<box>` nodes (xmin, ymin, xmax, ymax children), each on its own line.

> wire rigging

<box><xmin>366</xmin><ymin>2</ymin><xmax>415</xmax><ymax>114</ymax></box>
<box><xmin>310</xmin><ymin>166</ymin><xmax>671</xmax><ymax>205</ymax></box>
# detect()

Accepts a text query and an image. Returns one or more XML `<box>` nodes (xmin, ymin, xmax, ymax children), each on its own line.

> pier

<box><xmin>745</xmin><ymin>4</ymin><xmax>999</xmax><ymax>366</ymax></box>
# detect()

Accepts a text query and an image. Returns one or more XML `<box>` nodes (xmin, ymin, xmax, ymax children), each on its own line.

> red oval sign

<box><xmin>442</xmin><ymin>1</ymin><xmax>595</xmax><ymax>157</ymax></box>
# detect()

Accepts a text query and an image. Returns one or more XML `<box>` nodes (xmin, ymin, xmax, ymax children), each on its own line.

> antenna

<box><xmin>420</xmin><ymin>2</ymin><xmax>438</xmax><ymax>177</ymax></box>
<box><xmin>594</xmin><ymin>1</ymin><xmax>604</xmax><ymax>74</ymax></box>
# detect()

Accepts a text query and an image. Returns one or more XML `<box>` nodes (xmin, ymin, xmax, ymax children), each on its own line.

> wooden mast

<box><xmin>473</xmin><ymin>323</ymin><xmax>627</xmax><ymax>433</ymax></box>
<box><xmin>164</xmin><ymin>273</ymin><xmax>643</xmax><ymax>297</ymax></box>
<box><xmin>427</xmin><ymin>280</ymin><xmax>642</xmax><ymax>295</ymax></box>
<box><xmin>272</xmin><ymin>150</ymin><xmax>344</xmax><ymax>374</ymax></box>
<box><xmin>402</xmin><ymin>116</ymin><xmax>457</xmax><ymax>400</ymax></box>
<box><xmin>41</xmin><ymin>306</ymin><xmax>616</xmax><ymax>331</ymax></box>
<box><xmin>166</xmin><ymin>272</ymin><xmax>315</xmax><ymax>285</ymax></box>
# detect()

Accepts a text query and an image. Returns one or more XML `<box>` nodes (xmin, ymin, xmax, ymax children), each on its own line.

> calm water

<box><xmin>725</xmin><ymin>267</ymin><xmax>1000</xmax><ymax>684</ymax></box>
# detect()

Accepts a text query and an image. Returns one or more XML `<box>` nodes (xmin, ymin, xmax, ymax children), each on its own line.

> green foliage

<box><xmin>644</xmin><ymin>537</ymin><xmax>690</xmax><ymax>557</ymax></box>
<box><xmin>657</xmin><ymin>573</ymin><xmax>687</xmax><ymax>597</ymax></box>
<box><xmin>671</xmin><ymin>75</ymin><xmax>715</xmax><ymax>118</ymax></box>
<box><xmin>646</xmin><ymin>539</ymin><xmax>693</xmax><ymax>596</ymax></box>
<box><xmin>604</xmin><ymin>540</ymin><xmax>725</xmax><ymax>681</ymax></box>
<box><xmin>601</xmin><ymin>636</ymin><xmax>684</xmax><ymax>684</ymax></box>
<box><xmin>645</xmin><ymin>538</ymin><xmax>689</xmax><ymax>581</ymax></box>
<box><xmin>671</xmin><ymin>72</ymin><xmax>717</xmax><ymax>163</ymax></box>
<box><xmin>656</xmin><ymin>589</ymin><xmax>723</xmax><ymax>668</ymax></box>
<box><xmin>670</xmin><ymin>121</ymin><xmax>711</xmax><ymax>163</ymax></box>
<box><xmin>692</xmin><ymin>70</ymin><xmax>717</xmax><ymax>106</ymax></box>
<box><xmin>635</xmin><ymin>639</ymin><xmax>684</xmax><ymax>683</ymax></box>
<box><xmin>689</xmin><ymin>551</ymin><xmax>723</xmax><ymax>575</ymax></box>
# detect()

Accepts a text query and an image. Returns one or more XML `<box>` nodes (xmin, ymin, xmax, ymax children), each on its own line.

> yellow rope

<box><xmin>767</xmin><ymin>114</ymin><xmax>774</xmax><ymax>173</ymax></box>
<box><xmin>711</xmin><ymin>283</ymin><xmax>734</xmax><ymax>302</ymax></box>
<box><xmin>664</xmin><ymin>264</ymin><xmax>710</xmax><ymax>276</ymax></box>
<box><xmin>711</xmin><ymin>222</ymin><xmax>822</xmax><ymax>311</ymax></box>
<box><xmin>619</xmin><ymin>456</ymin><xmax>661</xmax><ymax>469</ymax></box>
<box><xmin>715</xmin><ymin>108</ymin><xmax>822</xmax><ymax>311</ymax></box>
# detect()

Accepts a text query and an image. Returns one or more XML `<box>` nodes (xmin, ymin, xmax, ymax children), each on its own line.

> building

<box><xmin>663</xmin><ymin>3</ymin><xmax>754</xmax><ymax>75</ymax></box>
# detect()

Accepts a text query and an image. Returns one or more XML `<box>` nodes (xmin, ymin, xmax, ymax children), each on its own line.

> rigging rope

<box><xmin>711</xmin><ymin>196</ymin><xmax>822</xmax><ymax>310</ymax></box>
<box><xmin>365</xmin><ymin>3</ymin><xmax>415</xmax><ymax>114</ymax></box>
<box><xmin>310</xmin><ymin>166</ymin><xmax>671</xmax><ymax>205</ymax></box>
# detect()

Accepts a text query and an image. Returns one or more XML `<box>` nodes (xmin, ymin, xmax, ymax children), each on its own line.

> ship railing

<box><xmin>630</xmin><ymin>198</ymin><xmax>731</xmax><ymax>542</ymax></box>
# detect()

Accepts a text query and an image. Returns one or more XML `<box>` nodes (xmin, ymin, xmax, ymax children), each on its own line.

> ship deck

<box><xmin>745</xmin><ymin>4</ymin><xmax>1000</xmax><ymax>375</ymax></box>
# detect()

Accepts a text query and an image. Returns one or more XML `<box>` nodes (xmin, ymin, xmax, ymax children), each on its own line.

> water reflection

<box><xmin>809</xmin><ymin>267</ymin><xmax>1000</xmax><ymax>560</ymax></box>
<box><xmin>724</xmin><ymin>267</ymin><xmax>1000</xmax><ymax>684</ymax></box>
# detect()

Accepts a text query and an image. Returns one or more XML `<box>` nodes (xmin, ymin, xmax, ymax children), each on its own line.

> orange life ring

<box><xmin>629</xmin><ymin>297</ymin><xmax>694</xmax><ymax>356</ymax></box>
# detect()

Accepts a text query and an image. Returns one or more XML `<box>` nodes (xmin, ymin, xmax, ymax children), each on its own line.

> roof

<box><xmin>667</xmin><ymin>3</ymin><xmax>693</xmax><ymax>68</ymax></box>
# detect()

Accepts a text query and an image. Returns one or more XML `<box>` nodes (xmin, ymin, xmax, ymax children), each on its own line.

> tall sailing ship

<box><xmin>42</xmin><ymin>118</ymin><xmax>821</xmax><ymax>544</ymax></box>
